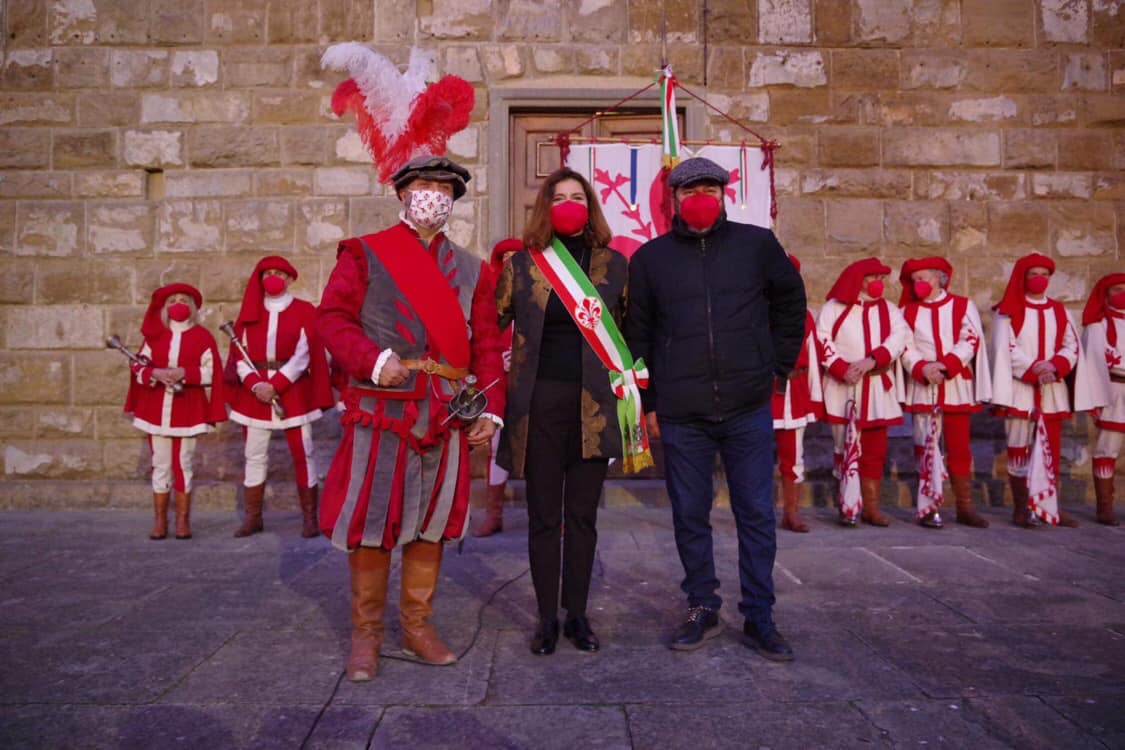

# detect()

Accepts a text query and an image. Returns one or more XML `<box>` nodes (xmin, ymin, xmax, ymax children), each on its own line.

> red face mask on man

<box><xmin>550</xmin><ymin>201</ymin><xmax>588</xmax><ymax>236</ymax></box>
<box><xmin>1109</xmin><ymin>290</ymin><xmax>1125</xmax><ymax>310</ymax></box>
<box><xmin>912</xmin><ymin>280</ymin><xmax>933</xmax><ymax>300</ymax></box>
<box><xmin>679</xmin><ymin>194</ymin><xmax>722</xmax><ymax>231</ymax></box>
<box><xmin>167</xmin><ymin>303</ymin><xmax>191</xmax><ymax>322</ymax></box>
<box><xmin>865</xmin><ymin>279</ymin><xmax>885</xmax><ymax>299</ymax></box>
<box><xmin>262</xmin><ymin>275</ymin><xmax>287</xmax><ymax>296</ymax></box>
<box><xmin>1026</xmin><ymin>275</ymin><xmax>1050</xmax><ymax>295</ymax></box>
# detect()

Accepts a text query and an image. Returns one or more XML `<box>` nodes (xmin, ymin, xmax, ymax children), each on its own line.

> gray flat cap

<box><xmin>391</xmin><ymin>154</ymin><xmax>471</xmax><ymax>200</ymax></box>
<box><xmin>667</xmin><ymin>157</ymin><xmax>730</xmax><ymax>189</ymax></box>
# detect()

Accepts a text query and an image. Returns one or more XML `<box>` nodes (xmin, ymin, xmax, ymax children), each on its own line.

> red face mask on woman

<box><xmin>680</xmin><ymin>194</ymin><xmax>722</xmax><ymax>231</ymax></box>
<box><xmin>1109</xmin><ymin>290</ymin><xmax>1125</xmax><ymax>310</ymax></box>
<box><xmin>865</xmin><ymin>279</ymin><xmax>884</xmax><ymax>299</ymax></box>
<box><xmin>262</xmin><ymin>275</ymin><xmax>286</xmax><ymax>296</ymax></box>
<box><xmin>167</xmin><ymin>303</ymin><xmax>191</xmax><ymax>322</ymax></box>
<box><xmin>912</xmin><ymin>280</ymin><xmax>933</xmax><ymax>300</ymax></box>
<box><xmin>1026</xmin><ymin>275</ymin><xmax>1049</xmax><ymax>295</ymax></box>
<box><xmin>550</xmin><ymin>201</ymin><xmax>588</xmax><ymax>236</ymax></box>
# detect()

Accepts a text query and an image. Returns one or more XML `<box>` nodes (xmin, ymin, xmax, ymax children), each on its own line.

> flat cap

<box><xmin>667</xmin><ymin>157</ymin><xmax>730</xmax><ymax>189</ymax></box>
<box><xmin>391</xmin><ymin>154</ymin><xmax>471</xmax><ymax>200</ymax></box>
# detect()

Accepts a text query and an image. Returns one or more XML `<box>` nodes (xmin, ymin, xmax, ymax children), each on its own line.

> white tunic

<box><xmin>1075</xmin><ymin>314</ymin><xmax>1125</xmax><ymax>431</ymax></box>
<box><xmin>990</xmin><ymin>297</ymin><xmax>1079</xmax><ymax>419</ymax></box>
<box><xmin>901</xmin><ymin>291</ymin><xmax>992</xmax><ymax>412</ymax></box>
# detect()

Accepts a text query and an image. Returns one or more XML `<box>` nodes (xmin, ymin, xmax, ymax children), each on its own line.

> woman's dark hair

<box><xmin>522</xmin><ymin>168</ymin><xmax>614</xmax><ymax>250</ymax></box>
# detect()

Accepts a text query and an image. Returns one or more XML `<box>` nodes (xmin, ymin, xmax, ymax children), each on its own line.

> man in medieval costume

<box><xmin>226</xmin><ymin>256</ymin><xmax>333</xmax><ymax>538</ymax></box>
<box><xmin>990</xmin><ymin>253</ymin><xmax>1080</xmax><ymax>528</ymax></box>
<box><xmin>817</xmin><ymin>257</ymin><xmax>910</xmax><ymax>527</ymax></box>
<box><xmin>898</xmin><ymin>257</ymin><xmax>992</xmax><ymax>528</ymax></box>
<box><xmin>316</xmin><ymin>154</ymin><xmax>505</xmax><ymax>682</ymax></box>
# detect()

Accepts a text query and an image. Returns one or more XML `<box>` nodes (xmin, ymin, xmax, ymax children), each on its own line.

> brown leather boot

<box><xmin>472</xmin><ymin>483</ymin><xmax>506</xmax><ymax>537</ymax></box>
<box><xmin>298</xmin><ymin>484</ymin><xmax>319</xmax><ymax>538</ymax></box>
<box><xmin>400</xmin><ymin>540</ymin><xmax>457</xmax><ymax>665</ymax></box>
<box><xmin>1009</xmin><ymin>475</ymin><xmax>1034</xmax><ymax>528</ymax></box>
<box><xmin>234</xmin><ymin>483</ymin><xmax>265</xmax><ymax>537</ymax></box>
<box><xmin>780</xmin><ymin>479</ymin><xmax>809</xmax><ymax>533</ymax></box>
<box><xmin>346</xmin><ymin>546</ymin><xmax>392</xmax><ymax>682</ymax></box>
<box><xmin>150</xmin><ymin>492</ymin><xmax>170</xmax><ymax>540</ymax></box>
<box><xmin>860</xmin><ymin>478</ymin><xmax>890</xmax><ymax>527</ymax></box>
<box><xmin>951</xmin><ymin>475</ymin><xmax>989</xmax><ymax>528</ymax></box>
<box><xmin>1095</xmin><ymin>475</ymin><xmax>1119</xmax><ymax>526</ymax></box>
<box><xmin>1056</xmin><ymin>508</ymin><xmax>1080</xmax><ymax>527</ymax></box>
<box><xmin>174</xmin><ymin>490</ymin><xmax>193</xmax><ymax>540</ymax></box>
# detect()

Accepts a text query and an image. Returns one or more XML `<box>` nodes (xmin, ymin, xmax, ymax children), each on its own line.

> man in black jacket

<box><xmin>625</xmin><ymin>157</ymin><xmax>807</xmax><ymax>661</ymax></box>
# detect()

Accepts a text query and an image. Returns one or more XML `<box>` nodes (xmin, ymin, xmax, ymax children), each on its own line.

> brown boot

<box><xmin>951</xmin><ymin>475</ymin><xmax>989</xmax><ymax>528</ymax></box>
<box><xmin>400</xmin><ymin>540</ymin><xmax>457</xmax><ymax>665</ymax></box>
<box><xmin>1010</xmin><ymin>475</ymin><xmax>1034</xmax><ymax>528</ymax></box>
<box><xmin>298</xmin><ymin>484</ymin><xmax>320</xmax><ymax>538</ymax></box>
<box><xmin>346</xmin><ymin>546</ymin><xmax>392</xmax><ymax>682</ymax></box>
<box><xmin>780</xmin><ymin>479</ymin><xmax>809</xmax><ymax>533</ymax></box>
<box><xmin>860</xmin><ymin>478</ymin><xmax>890</xmax><ymax>527</ymax></box>
<box><xmin>174</xmin><ymin>490</ymin><xmax>193</xmax><ymax>540</ymax></box>
<box><xmin>150</xmin><ymin>492</ymin><xmax>170</xmax><ymax>540</ymax></box>
<box><xmin>1095</xmin><ymin>475</ymin><xmax>1119</xmax><ymax>526</ymax></box>
<box><xmin>234</xmin><ymin>483</ymin><xmax>265</xmax><ymax>537</ymax></box>
<box><xmin>472</xmin><ymin>483</ymin><xmax>506</xmax><ymax>537</ymax></box>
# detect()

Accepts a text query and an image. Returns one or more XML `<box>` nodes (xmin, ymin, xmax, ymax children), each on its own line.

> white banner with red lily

<box><xmin>838</xmin><ymin>399</ymin><xmax>862</xmax><ymax>522</ymax></box>
<box><xmin>916</xmin><ymin>405</ymin><xmax>947</xmax><ymax>519</ymax></box>
<box><xmin>1027</xmin><ymin>412</ymin><xmax>1060</xmax><ymax>525</ymax></box>
<box><xmin>567</xmin><ymin>142</ymin><xmax>774</xmax><ymax>259</ymax></box>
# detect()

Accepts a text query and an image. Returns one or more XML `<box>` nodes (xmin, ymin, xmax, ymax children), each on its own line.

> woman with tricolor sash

<box><xmin>495</xmin><ymin>168</ymin><xmax>651</xmax><ymax>656</ymax></box>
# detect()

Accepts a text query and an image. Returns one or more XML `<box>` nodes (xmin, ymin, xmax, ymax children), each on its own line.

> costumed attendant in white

<box><xmin>772</xmin><ymin>254</ymin><xmax>823</xmax><ymax>533</ymax></box>
<box><xmin>1074</xmin><ymin>273</ymin><xmax>1125</xmax><ymax>526</ymax></box>
<box><xmin>898</xmin><ymin>257</ymin><xmax>992</xmax><ymax>529</ymax></box>
<box><xmin>989</xmin><ymin>253</ymin><xmax>1081</xmax><ymax>528</ymax></box>
<box><xmin>227</xmin><ymin>256</ymin><xmax>334</xmax><ymax>538</ymax></box>
<box><xmin>817</xmin><ymin>258</ymin><xmax>910</xmax><ymax>527</ymax></box>
<box><xmin>124</xmin><ymin>284</ymin><xmax>227</xmax><ymax>540</ymax></box>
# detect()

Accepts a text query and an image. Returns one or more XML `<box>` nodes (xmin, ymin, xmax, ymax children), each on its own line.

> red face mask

<box><xmin>262</xmin><ymin>275</ymin><xmax>286</xmax><ymax>296</ymax></box>
<box><xmin>865</xmin><ymin>279</ymin><xmax>884</xmax><ymax>299</ymax></box>
<box><xmin>912</xmin><ymin>280</ymin><xmax>933</xmax><ymax>300</ymax></box>
<box><xmin>1026</xmin><ymin>275</ymin><xmax>1049</xmax><ymax>295</ymax></box>
<box><xmin>550</xmin><ymin>201</ymin><xmax>588</xmax><ymax>236</ymax></box>
<box><xmin>167</xmin><ymin>302</ymin><xmax>191</xmax><ymax>322</ymax></box>
<box><xmin>1109</xmin><ymin>290</ymin><xmax>1125</xmax><ymax>310</ymax></box>
<box><xmin>680</xmin><ymin>193</ymin><xmax>722</xmax><ymax>231</ymax></box>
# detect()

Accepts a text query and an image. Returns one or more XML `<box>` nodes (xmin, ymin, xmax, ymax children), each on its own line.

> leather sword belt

<box><xmin>1111</xmin><ymin>373</ymin><xmax>1125</xmax><ymax>384</ymax></box>
<box><xmin>399</xmin><ymin>358</ymin><xmax>468</xmax><ymax>381</ymax></box>
<box><xmin>252</xmin><ymin>359</ymin><xmax>289</xmax><ymax>370</ymax></box>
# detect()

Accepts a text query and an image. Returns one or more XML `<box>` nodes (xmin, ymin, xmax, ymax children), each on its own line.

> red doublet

<box><xmin>125</xmin><ymin>324</ymin><xmax>227</xmax><ymax>436</ymax></box>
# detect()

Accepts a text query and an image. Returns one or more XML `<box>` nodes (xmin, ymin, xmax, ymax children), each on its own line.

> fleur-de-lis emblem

<box><xmin>574</xmin><ymin>296</ymin><xmax>602</xmax><ymax>330</ymax></box>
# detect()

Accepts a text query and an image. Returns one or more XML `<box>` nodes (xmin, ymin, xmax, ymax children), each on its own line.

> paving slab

<box><xmin>370</xmin><ymin>706</ymin><xmax>631</xmax><ymax>750</ymax></box>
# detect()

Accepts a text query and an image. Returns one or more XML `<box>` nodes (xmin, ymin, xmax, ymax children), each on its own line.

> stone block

<box><xmin>1093</xmin><ymin>0</ymin><xmax>1125</xmax><ymax>46</ymax></box>
<box><xmin>224</xmin><ymin>199</ymin><xmax>294</xmax><ymax>252</ymax></box>
<box><xmin>156</xmin><ymin>200</ymin><xmax>224</xmax><ymax>252</ymax></box>
<box><xmin>963</xmin><ymin>0</ymin><xmax>1035</xmax><ymax>46</ymax></box>
<box><xmin>197</xmin><ymin>255</ymin><xmax>260</xmax><ymax>303</ymax></box>
<box><xmin>73</xmin><ymin>349</ymin><xmax>135</xmax><ymax>406</ymax></box>
<box><xmin>987</xmin><ymin>202</ymin><xmax>1048</xmax><ymax>254</ymax></box>
<box><xmin>1092</xmin><ymin>173</ymin><xmax>1125</xmax><ymax>200</ymax></box>
<box><xmin>900</xmin><ymin>49</ymin><xmax>965</xmax><ymax>89</ymax></box>
<box><xmin>1003</xmin><ymin>129</ymin><xmax>1056</xmax><ymax>169</ymax></box>
<box><xmin>1062</xmin><ymin>53</ymin><xmax>1107</xmax><ymax>92</ymax></box>
<box><xmin>7</xmin><ymin>0</ymin><xmax>48</xmax><ymax>47</ymax></box>
<box><xmin>814</xmin><ymin>0</ymin><xmax>851</xmax><ymax>44</ymax></box>
<box><xmin>576</xmin><ymin>47</ymin><xmax>619</xmax><ymax>76</ymax></box>
<box><xmin>4</xmin><ymin>441</ymin><xmax>104</xmax><ymax>479</ymax></box>
<box><xmin>48</xmin><ymin>0</ymin><xmax>97</xmax><ymax>44</ymax></box>
<box><xmin>567</xmin><ymin>0</ymin><xmax>627</xmax><ymax>42</ymax></box>
<box><xmin>187</xmin><ymin>126</ymin><xmax>279</xmax><ymax>168</ymax></box>
<box><xmin>776</xmin><ymin>197</ymin><xmax>824</xmax><ymax>253</ymax></box>
<box><xmin>164</xmin><ymin>171</ymin><xmax>253</xmax><ymax>198</ymax></box>
<box><xmin>266</xmin><ymin>0</ymin><xmax>317</xmax><ymax>42</ymax></box>
<box><xmin>347</xmin><ymin>197</ymin><xmax>403</xmax><ymax>237</ymax></box>
<box><xmin>1085</xmin><ymin>94</ymin><xmax>1125</xmax><ymax>128</ymax></box>
<box><xmin>15</xmin><ymin>202</ymin><xmax>84</xmax><ymax>257</ymax></box>
<box><xmin>497</xmin><ymin>0</ymin><xmax>563</xmax><ymax>41</ymax></box>
<box><xmin>170</xmin><ymin>50</ymin><xmax>220</xmax><ymax>87</ymax></box>
<box><xmin>884</xmin><ymin>129</ymin><xmax>1001</xmax><ymax>167</ymax></box>
<box><xmin>89</xmin><ymin>2</ymin><xmax>152</xmax><ymax>45</ymax></box>
<box><xmin>255</xmin><ymin>168</ymin><xmax>314</xmax><ymax>196</ymax></box>
<box><xmin>801</xmin><ymin>169</ymin><xmax>912</xmax><ymax>199</ymax></box>
<box><xmin>77</xmin><ymin>92</ymin><xmax>140</xmax><ymax>127</ymax></box>
<box><xmin>94</xmin><ymin>406</ymin><xmax>140</xmax><ymax>439</ymax></box>
<box><xmin>1058</xmin><ymin>132</ymin><xmax>1115</xmax><ymax>171</ymax></box>
<box><xmin>1032</xmin><ymin>173</ymin><xmax>1094</xmax><ymax>200</ymax></box>
<box><xmin>827</xmin><ymin>199</ymin><xmax>882</xmax><ymax>244</ymax></box>
<box><xmin>141</xmin><ymin>92</ymin><xmax>250</xmax><ymax>124</ymax></box>
<box><xmin>749</xmin><ymin>49</ymin><xmax>827</xmax><ymax>88</ymax></box>
<box><xmin>0</xmin><ymin>206</ymin><xmax>14</xmax><ymax>255</ymax></box>
<box><xmin>1050</xmin><ymin>202</ymin><xmax>1116</xmax><ymax>257</ymax></box>
<box><xmin>7</xmin><ymin>305</ymin><xmax>103</xmax><ymax>350</ymax></box>
<box><xmin>0</xmin><ymin>260</ymin><xmax>35</xmax><ymax>304</ymax></box>
<box><xmin>2</xmin><ymin>49</ymin><xmax>54</xmax><ymax>90</ymax></box>
<box><xmin>205</xmin><ymin>0</ymin><xmax>268</xmax><ymax>43</ymax></box>
<box><xmin>949</xmin><ymin>95</ymin><xmax>1021</xmax><ymax>124</ymax></box>
<box><xmin>314</xmin><ymin>167</ymin><xmax>372</xmax><ymax>196</ymax></box>
<box><xmin>110</xmin><ymin>50</ymin><xmax>168</xmax><ymax>88</ymax></box>
<box><xmin>758</xmin><ymin>0</ymin><xmax>813</xmax><ymax>43</ymax></box>
<box><xmin>36</xmin><ymin>408</ymin><xmax>95</xmax><ymax>438</ymax></box>
<box><xmin>704</xmin><ymin>47</ymin><xmax>744</xmax><ymax>90</ymax></box>
<box><xmin>88</xmin><ymin>203</ymin><xmax>156</xmax><ymax>255</ymax></box>
<box><xmin>883</xmin><ymin>200</ymin><xmax>949</xmax><ymax>247</ymax></box>
<box><xmin>964</xmin><ymin>50</ymin><xmax>1058</xmax><ymax>94</ymax></box>
<box><xmin>0</xmin><ymin>128</ymin><xmax>50</xmax><ymax>169</ymax></box>
<box><xmin>817</xmin><ymin>128</ymin><xmax>879</xmax><ymax>167</ymax></box>
<box><xmin>75</xmin><ymin>171</ymin><xmax>145</xmax><ymax>200</ymax></box>
<box><xmin>482</xmin><ymin>45</ymin><xmax>524</xmax><ymax>80</ymax></box>
<box><xmin>222</xmin><ymin>47</ymin><xmax>292</xmax><ymax>88</ymax></box>
<box><xmin>320</xmin><ymin>0</ymin><xmax>375</xmax><ymax>41</ymax></box>
<box><xmin>133</xmin><ymin>260</ymin><xmax>202</xmax><ymax>298</ymax></box>
<box><xmin>53</xmin><ymin>130</ymin><xmax>117</xmax><ymax>169</ymax></box>
<box><xmin>0</xmin><ymin>353</ymin><xmax>69</xmax><ymax>404</ymax></box>
<box><xmin>251</xmin><ymin>92</ymin><xmax>322</xmax><ymax>124</ymax></box>
<box><xmin>628</xmin><ymin>0</ymin><xmax>698</xmax><ymax>43</ymax></box>
<box><xmin>0</xmin><ymin>93</ymin><xmax>73</xmax><ymax>125</ymax></box>
<box><xmin>1040</xmin><ymin>0</ymin><xmax>1089</xmax><ymax>43</ymax></box>
<box><xmin>915</xmin><ymin>172</ymin><xmax>1026</xmax><ymax>201</ymax></box>
<box><xmin>1028</xmin><ymin>95</ymin><xmax>1079</xmax><ymax>127</ymax></box>
<box><xmin>948</xmin><ymin>202</ymin><xmax>989</xmax><ymax>255</ymax></box>
<box><xmin>854</xmin><ymin>0</ymin><xmax>911</xmax><ymax>44</ymax></box>
<box><xmin>124</xmin><ymin>129</ymin><xmax>185</xmax><ymax>168</ymax></box>
<box><xmin>0</xmin><ymin>408</ymin><xmax>35</xmax><ymax>438</ymax></box>
<box><xmin>831</xmin><ymin>49</ymin><xmax>898</xmax><ymax>90</ymax></box>
<box><xmin>150</xmin><ymin>0</ymin><xmax>205</xmax><ymax>44</ymax></box>
<box><xmin>531</xmin><ymin>47</ymin><xmax>574</xmax><ymax>74</ymax></box>
<box><xmin>443</xmin><ymin>47</ymin><xmax>484</xmax><ymax>82</ymax></box>
<box><xmin>296</xmin><ymin>199</ymin><xmax>348</xmax><ymax>252</ymax></box>
<box><xmin>281</xmin><ymin>126</ymin><xmax>332</xmax><ymax>165</ymax></box>
<box><xmin>768</xmin><ymin>89</ymin><xmax>855</xmax><ymax>125</ymax></box>
<box><xmin>620</xmin><ymin>43</ymin><xmax>661</xmax><ymax>77</ymax></box>
<box><xmin>36</xmin><ymin>261</ymin><xmax>134</xmax><ymax>305</ymax></box>
<box><xmin>0</xmin><ymin>172</ymin><xmax>72</xmax><ymax>199</ymax></box>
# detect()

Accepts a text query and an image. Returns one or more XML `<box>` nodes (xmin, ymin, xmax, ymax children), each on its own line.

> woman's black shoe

<box><xmin>530</xmin><ymin>617</ymin><xmax>560</xmax><ymax>655</ymax></box>
<box><xmin>563</xmin><ymin>615</ymin><xmax>600</xmax><ymax>652</ymax></box>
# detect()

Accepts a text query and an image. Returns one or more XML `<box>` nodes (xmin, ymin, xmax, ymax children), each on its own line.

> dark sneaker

<box><xmin>743</xmin><ymin>621</ymin><xmax>795</xmax><ymax>662</ymax></box>
<box><xmin>669</xmin><ymin>606</ymin><xmax>723</xmax><ymax>651</ymax></box>
<box><xmin>563</xmin><ymin>615</ymin><xmax>600</xmax><ymax>652</ymax></box>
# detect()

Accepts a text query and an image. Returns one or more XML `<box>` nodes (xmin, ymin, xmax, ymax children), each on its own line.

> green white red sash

<box><xmin>530</xmin><ymin>237</ymin><xmax>653</xmax><ymax>473</ymax></box>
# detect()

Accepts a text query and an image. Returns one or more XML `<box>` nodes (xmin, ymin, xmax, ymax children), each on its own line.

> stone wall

<box><xmin>0</xmin><ymin>0</ymin><xmax>1121</xmax><ymax>509</ymax></box>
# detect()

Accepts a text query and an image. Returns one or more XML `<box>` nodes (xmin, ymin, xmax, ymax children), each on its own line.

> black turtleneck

<box><xmin>537</xmin><ymin>233</ymin><xmax>592</xmax><ymax>382</ymax></box>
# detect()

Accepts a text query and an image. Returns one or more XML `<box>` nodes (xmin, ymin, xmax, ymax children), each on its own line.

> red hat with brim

<box><xmin>994</xmin><ymin>252</ymin><xmax>1055</xmax><ymax>333</ymax></box>
<box><xmin>236</xmin><ymin>256</ymin><xmax>299</xmax><ymax>328</ymax></box>
<box><xmin>1083</xmin><ymin>272</ymin><xmax>1125</xmax><ymax>326</ymax></box>
<box><xmin>826</xmin><ymin>257</ymin><xmax>891</xmax><ymax>304</ymax></box>
<box><xmin>142</xmin><ymin>283</ymin><xmax>202</xmax><ymax>338</ymax></box>
<box><xmin>898</xmin><ymin>256</ymin><xmax>954</xmax><ymax>306</ymax></box>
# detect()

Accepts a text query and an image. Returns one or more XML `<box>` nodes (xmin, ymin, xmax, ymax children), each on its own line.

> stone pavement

<box><xmin>1</xmin><ymin>495</ymin><xmax>1123</xmax><ymax>749</ymax></box>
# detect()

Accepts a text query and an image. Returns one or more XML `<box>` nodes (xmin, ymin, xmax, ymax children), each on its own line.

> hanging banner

<box><xmin>567</xmin><ymin>142</ymin><xmax>774</xmax><ymax>258</ymax></box>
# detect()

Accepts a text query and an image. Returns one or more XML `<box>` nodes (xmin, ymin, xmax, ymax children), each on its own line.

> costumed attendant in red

<box><xmin>124</xmin><ymin>284</ymin><xmax>226</xmax><ymax>540</ymax></box>
<box><xmin>817</xmin><ymin>258</ymin><xmax>909</xmax><ymax>527</ymax></box>
<box><xmin>989</xmin><ymin>254</ymin><xmax>1081</xmax><ymax>528</ymax></box>
<box><xmin>472</xmin><ymin>238</ymin><xmax>521</xmax><ymax>538</ymax></box>
<box><xmin>899</xmin><ymin>257</ymin><xmax>992</xmax><ymax>529</ymax></box>
<box><xmin>772</xmin><ymin>254</ymin><xmax>823</xmax><ymax>533</ymax></box>
<box><xmin>227</xmin><ymin>256</ymin><xmax>333</xmax><ymax>538</ymax></box>
<box><xmin>317</xmin><ymin>155</ymin><xmax>505</xmax><ymax>682</ymax></box>
<box><xmin>1074</xmin><ymin>273</ymin><xmax>1125</xmax><ymax>526</ymax></box>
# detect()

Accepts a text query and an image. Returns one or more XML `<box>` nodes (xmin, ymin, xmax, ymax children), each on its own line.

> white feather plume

<box><xmin>321</xmin><ymin>43</ymin><xmax>437</xmax><ymax>139</ymax></box>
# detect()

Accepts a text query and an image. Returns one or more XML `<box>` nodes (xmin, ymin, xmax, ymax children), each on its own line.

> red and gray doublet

<box><xmin>317</xmin><ymin>222</ymin><xmax>504</xmax><ymax>552</ymax></box>
<box><xmin>771</xmin><ymin>311</ymin><xmax>823</xmax><ymax>482</ymax></box>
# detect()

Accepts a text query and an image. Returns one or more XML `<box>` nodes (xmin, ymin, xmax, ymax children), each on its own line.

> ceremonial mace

<box><xmin>106</xmin><ymin>335</ymin><xmax>184</xmax><ymax>393</ymax></box>
<box><xmin>219</xmin><ymin>322</ymin><xmax>286</xmax><ymax>419</ymax></box>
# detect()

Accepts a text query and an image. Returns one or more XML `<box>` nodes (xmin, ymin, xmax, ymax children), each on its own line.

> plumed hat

<box><xmin>390</xmin><ymin>154</ymin><xmax>471</xmax><ymax>201</ymax></box>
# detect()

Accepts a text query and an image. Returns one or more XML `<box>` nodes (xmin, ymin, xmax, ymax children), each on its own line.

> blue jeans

<box><xmin>660</xmin><ymin>404</ymin><xmax>777</xmax><ymax>625</ymax></box>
